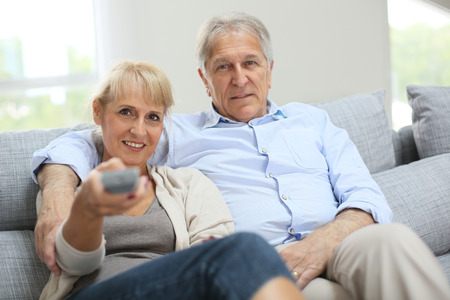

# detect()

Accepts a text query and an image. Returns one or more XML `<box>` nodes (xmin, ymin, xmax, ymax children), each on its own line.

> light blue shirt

<box><xmin>32</xmin><ymin>99</ymin><xmax>392</xmax><ymax>246</ymax></box>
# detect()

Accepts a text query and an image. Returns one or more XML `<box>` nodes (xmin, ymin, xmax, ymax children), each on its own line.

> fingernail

<box><xmin>202</xmin><ymin>236</ymin><xmax>216</xmax><ymax>243</ymax></box>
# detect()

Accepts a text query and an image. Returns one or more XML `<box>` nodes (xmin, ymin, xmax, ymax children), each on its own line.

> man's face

<box><xmin>199</xmin><ymin>31</ymin><xmax>273</xmax><ymax>123</ymax></box>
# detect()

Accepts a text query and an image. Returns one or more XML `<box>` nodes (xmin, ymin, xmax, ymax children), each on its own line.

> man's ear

<box><xmin>93</xmin><ymin>99</ymin><xmax>102</xmax><ymax>125</ymax></box>
<box><xmin>267</xmin><ymin>60</ymin><xmax>274</xmax><ymax>89</ymax></box>
<box><xmin>198</xmin><ymin>68</ymin><xmax>211</xmax><ymax>97</ymax></box>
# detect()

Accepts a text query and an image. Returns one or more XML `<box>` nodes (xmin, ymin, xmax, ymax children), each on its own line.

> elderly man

<box><xmin>32</xmin><ymin>12</ymin><xmax>449</xmax><ymax>300</ymax></box>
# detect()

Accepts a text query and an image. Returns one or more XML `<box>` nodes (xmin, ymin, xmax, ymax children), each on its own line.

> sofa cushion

<box><xmin>0</xmin><ymin>230</ymin><xmax>49</xmax><ymax>299</ymax></box>
<box><xmin>0</xmin><ymin>123</ymin><xmax>93</xmax><ymax>231</ymax></box>
<box><xmin>313</xmin><ymin>89</ymin><xmax>396</xmax><ymax>173</ymax></box>
<box><xmin>372</xmin><ymin>153</ymin><xmax>450</xmax><ymax>256</ymax></box>
<box><xmin>408</xmin><ymin>84</ymin><xmax>450</xmax><ymax>159</ymax></box>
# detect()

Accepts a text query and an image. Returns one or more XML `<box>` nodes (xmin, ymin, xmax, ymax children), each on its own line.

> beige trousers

<box><xmin>276</xmin><ymin>223</ymin><xmax>450</xmax><ymax>300</ymax></box>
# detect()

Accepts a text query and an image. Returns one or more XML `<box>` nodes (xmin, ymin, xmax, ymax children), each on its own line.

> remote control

<box><xmin>100</xmin><ymin>168</ymin><xmax>140</xmax><ymax>194</ymax></box>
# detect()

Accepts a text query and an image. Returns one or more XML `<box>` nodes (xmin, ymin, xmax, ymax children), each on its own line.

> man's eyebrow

<box><xmin>243</xmin><ymin>54</ymin><xmax>261</xmax><ymax>61</ymax></box>
<box><xmin>211</xmin><ymin>58</ymin><xmax>230</xmax><ymax>66</ymax></box>
<box><xmin>211</xmin><ymin>54</ymin><xmax>262</xmax><ymax>65</ymax></box>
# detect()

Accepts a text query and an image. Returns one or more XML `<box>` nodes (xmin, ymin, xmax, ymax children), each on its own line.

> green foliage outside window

<box><xmin>0</xmin><ymin>87</ymin><xmax>92</xmax><ymax>131</ymax></box>
<box><xmin>390</xmin><ymin>23</ymin><xmax>450</xmax><ymax>102</ymax></box>
<box><xmin>0</xmin><ymin>39</ymin><xmax>95</xmax><ymax>131</ymax></box>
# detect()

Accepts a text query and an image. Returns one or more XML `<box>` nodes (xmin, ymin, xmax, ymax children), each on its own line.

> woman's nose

<box><xmin>130</xmin><ymin>119</ymin><xmax>145</xmax><ymax>136</ymax></box>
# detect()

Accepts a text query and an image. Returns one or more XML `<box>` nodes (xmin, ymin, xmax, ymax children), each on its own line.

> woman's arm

<box><xmin>55</xmin><ymin>158</ymin><xmax>149</xmax><ymax>275</ymax></box>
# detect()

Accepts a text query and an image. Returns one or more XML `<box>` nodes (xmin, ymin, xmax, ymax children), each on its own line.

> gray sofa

<box><xmin>1</xmin><ymin>85</ymin><xmax>449</xmax><ymax>299</ymax></box>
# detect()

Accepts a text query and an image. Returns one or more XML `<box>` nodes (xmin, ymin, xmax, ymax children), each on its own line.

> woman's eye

<box><xmin>119</xmin><ymin>108</ymin><xmax>132</xmax><ymax>116</ymax></box>
<box><xmin>148</xmin><ymin>114</ymin><xmax>160</xmax><ymax>121</ymax></box>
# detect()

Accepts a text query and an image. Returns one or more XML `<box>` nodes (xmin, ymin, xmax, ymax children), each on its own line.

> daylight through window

<box><xmin>0</xmin><ymin>0</ymin><xmax>97</xmax><ymax>130</ymax></box>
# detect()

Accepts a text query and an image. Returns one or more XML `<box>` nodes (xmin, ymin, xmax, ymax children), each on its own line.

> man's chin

<box><xmin>230</xmin><ymin>110</ymin><xmax>264</xmax><ymax>123</ymax></box>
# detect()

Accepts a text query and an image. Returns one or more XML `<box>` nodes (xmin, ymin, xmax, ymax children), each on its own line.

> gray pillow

<box><xmin>313</xmin><ymin>89</ymin><xmax>396</xmax><ymax>173</ymax></box>
<box><xmin>0</xmin><ymin>123</ymin><xmax>93</xmax><ymax>231</ymax></box>
<box><xmin>372</xmin><ymin>153</ymin><xmax>450</xmax><ymax>256</ymax></box>
<box><xmin>407</xmin><ymin>85</ymin><xmax>450</xmax><ymax>159</ymax></box>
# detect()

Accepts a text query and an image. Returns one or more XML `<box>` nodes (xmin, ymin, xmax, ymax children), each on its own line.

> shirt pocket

<box><xmin>282</xmin><ymin>129</ymin><xmax>328</xmax><ymax>170</ymax></box>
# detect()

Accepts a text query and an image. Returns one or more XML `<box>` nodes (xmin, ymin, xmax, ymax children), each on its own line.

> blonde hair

<box><xmin>90</xmin><ymin>61</ymin><xmax>174</xmax><ymax>116</ymax></box>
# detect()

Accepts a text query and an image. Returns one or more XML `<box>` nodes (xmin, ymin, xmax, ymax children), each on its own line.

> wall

<box><xmin>93</xmin><ymin>0</ymin><xmax>392</xmax><ymax>119</ymax></box>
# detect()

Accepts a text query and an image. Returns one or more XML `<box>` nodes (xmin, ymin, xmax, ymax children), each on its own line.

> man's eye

<box><xmin>247</xmin><ymin>61</ymin><xmax>256</xmax><ymax>66</ymax></box>
<box><xmin>218</xmin><ymin>65</ymin><xmax>228</xmax><ymax>70</ymax></box>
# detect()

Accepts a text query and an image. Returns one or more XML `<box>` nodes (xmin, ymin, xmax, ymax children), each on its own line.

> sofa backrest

<box><xmin>0</xmin><ymin>89</ymin><xmax>416</xmax><ymax>231</ymax></box>
<box><xmin>312</xmin><ymin>89</ymin><xmax>397</xmax><ymax>173</ymax></box>
<box><xmin>391</xmin><ymin>125</ymin><xmax>419</xmax><ymax>166</ymax></box>
<box><xmin>0</xmin><ymin>124</ymin><xmax>92</xmax><ymax>231</ymax></box>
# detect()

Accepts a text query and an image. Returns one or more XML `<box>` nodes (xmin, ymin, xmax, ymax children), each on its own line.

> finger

<box><xmin>90</xmin><ymin>175</ymin><xmax>147</xmax><ymax>215</ymax></box>
<box><xmin>43</xmin><ymin>237</ymin><xmax>61</xmax><ymax>275</ymax></box>
<box><xmin>297</xmin><ymin>267</ymin><xmax>321</xmax><ymax>290</ymax></box>
<box><xmin>110</xmin><ymin>176</ymin><xmax>149</xmax><ymax>212</ymax></box>
<box><xmin>279</xmin><ymin>247</ymin><xmax>303</xmax><ymax>270</ymax></box>
<box><xmin>34</xmin><ymin>226</ymin><xmax>44</xmax><ymax>262</ymax></box>
<box><xmin>96</xmin><ymin>157</ymin><xmax>125</xmax><ymax>172</ymax></box>
<box><xmin>131</xmin><ymin>175</ymin><xmax>150</xmax><ymax>197</ymax></box>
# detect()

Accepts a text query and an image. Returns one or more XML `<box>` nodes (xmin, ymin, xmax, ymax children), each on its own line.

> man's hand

<box><xmin>34</xmin><ymin>210</ymin><xmax>65</xmax><ymax>275</ymax></box>
<box><xmin>280</xmin><ymin>209</ymin><xmax>374</xmax><ymax>289</ymax></box>
<box><xmin>34</xmin><ymin>164</ymin><xmax>79</xmax><ymax>275</ymax></box>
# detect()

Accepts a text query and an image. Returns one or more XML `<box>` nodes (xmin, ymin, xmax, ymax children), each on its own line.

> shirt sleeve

<box><xmin>31</xmin><ymin>129</ymin><xmax>101</xmax><ymax>184</ymax></box>
<box><xmin>55</xmin><ymin>220</ymin><xmax>105</xmax><ymax>276</ymax></box>
<box><xmin>319</xmin><ymin>111</ymin><xmax>393</xmax><ymax>224</ymax></box>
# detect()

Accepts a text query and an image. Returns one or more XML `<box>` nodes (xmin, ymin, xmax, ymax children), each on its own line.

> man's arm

<box><xmin>35</xmin><ymin>164</ymin><xmax>80</xmax><ymax>275</ymax></box>
<box><xmin>279</xmin><ymin>208</ymin><xmax>374</xmax><ymax>289</ymax></box>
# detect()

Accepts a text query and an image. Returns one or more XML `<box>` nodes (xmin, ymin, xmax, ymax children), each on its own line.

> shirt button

<box><xmin>290</xmin><ymin>228</ymin><xmax>295</xmax><ymax>233</ymax></box>
<box><xmin>249</xmin><ymin>122</ymin><xmax>254</xmax><ymax>126</ymax></box>
<box><xmin>261</xmin><ymin>148</ymin><xmax>267</xmax><ymax>154</ymax></box>
<box><xmin>269</xmin><ymin>173</ymin><xmax>274</xmax><ymax>178</ymax></box>
<box><xmin>281</xmin><ymin>195</ymin><xmax>287</xmax><ymax>200</ymax></box>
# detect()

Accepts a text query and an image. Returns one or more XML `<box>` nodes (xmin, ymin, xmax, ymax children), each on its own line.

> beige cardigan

<box><xmin>39</xmin><ymin>165</ymin><xmax>234</xmax><ymax>300</ymax></box>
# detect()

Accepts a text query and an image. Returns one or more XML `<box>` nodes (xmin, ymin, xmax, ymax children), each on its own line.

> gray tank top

<box><xmin>71</xmin><ymin>197</ymin><xmax>176</xmax><ymax>293</ymax></box>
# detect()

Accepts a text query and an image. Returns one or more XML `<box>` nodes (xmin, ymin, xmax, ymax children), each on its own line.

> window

<box><xmin>388</xmin><ymin>0</ymin><xmax>450</xmax><ymax>130</ymax></box>
<box><xmin>0</xmin><ymin>0</ymin><xmax>97</xmax><ymax>130</ymax></box>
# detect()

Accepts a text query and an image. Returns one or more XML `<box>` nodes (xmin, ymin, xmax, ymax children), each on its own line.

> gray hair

<box><xmin>196</xmin><ymin>12</ymin><xmax>273</xmax><ymax>74</ymax></box>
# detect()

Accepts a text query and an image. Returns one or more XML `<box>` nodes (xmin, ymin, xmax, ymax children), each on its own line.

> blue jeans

<box><xmin>68</xmin><ymin>232</ymin><xmax>294</xmax><ymax>300</ymax></box>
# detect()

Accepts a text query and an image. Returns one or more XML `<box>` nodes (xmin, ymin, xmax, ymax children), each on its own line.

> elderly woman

<box><xmin>39</xmin><ymin>61</ymin><xmax>304</xmax><ymax>300</ymax></box>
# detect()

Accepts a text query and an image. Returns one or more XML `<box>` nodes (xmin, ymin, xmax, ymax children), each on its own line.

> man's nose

<box><xmin>232</xmin><ymin>66</ymin><xmax>248</xmax><ymax>87</ymax></box>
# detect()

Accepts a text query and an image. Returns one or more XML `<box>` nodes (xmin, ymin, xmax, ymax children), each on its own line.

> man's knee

<box><xmin>344</xmin><ymin>223</ymin><xmax>418</xmax><ymax>249</ymax></box>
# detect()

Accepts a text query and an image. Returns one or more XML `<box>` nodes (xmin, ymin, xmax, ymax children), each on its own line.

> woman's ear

<box><xmin>93</xmin><ymin>99</ymin><xmax>102</xmax><ymax>125</ymax></box>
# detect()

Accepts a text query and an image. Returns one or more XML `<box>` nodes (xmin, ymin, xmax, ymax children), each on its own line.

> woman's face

<box><xmin>93</xmin><ymin>93</ymin><xmax>165</xmax><ymax>172</ymax></box>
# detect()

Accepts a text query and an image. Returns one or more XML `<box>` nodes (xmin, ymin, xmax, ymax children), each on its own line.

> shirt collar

<box><xmin>202</xmin><ymin>99</ymin><xmax>287</xmax><ymax>129</ymax></box>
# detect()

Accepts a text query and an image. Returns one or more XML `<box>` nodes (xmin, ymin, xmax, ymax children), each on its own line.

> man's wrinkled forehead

<box><xmin>206</xmin><ymin>32</ymin><xmax>265</xmax><ymax>65</ymax></box>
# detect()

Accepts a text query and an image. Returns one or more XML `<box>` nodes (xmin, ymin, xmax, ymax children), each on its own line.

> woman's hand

<box><xmin>62</xmin><ymin>157</ymin><xmax>149</xmax><ymax>251</ymax></box>
<box><xmin>73</xmin><ymin>158</ymin><xmax>149</xmax><ymax>219</ymax></box>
